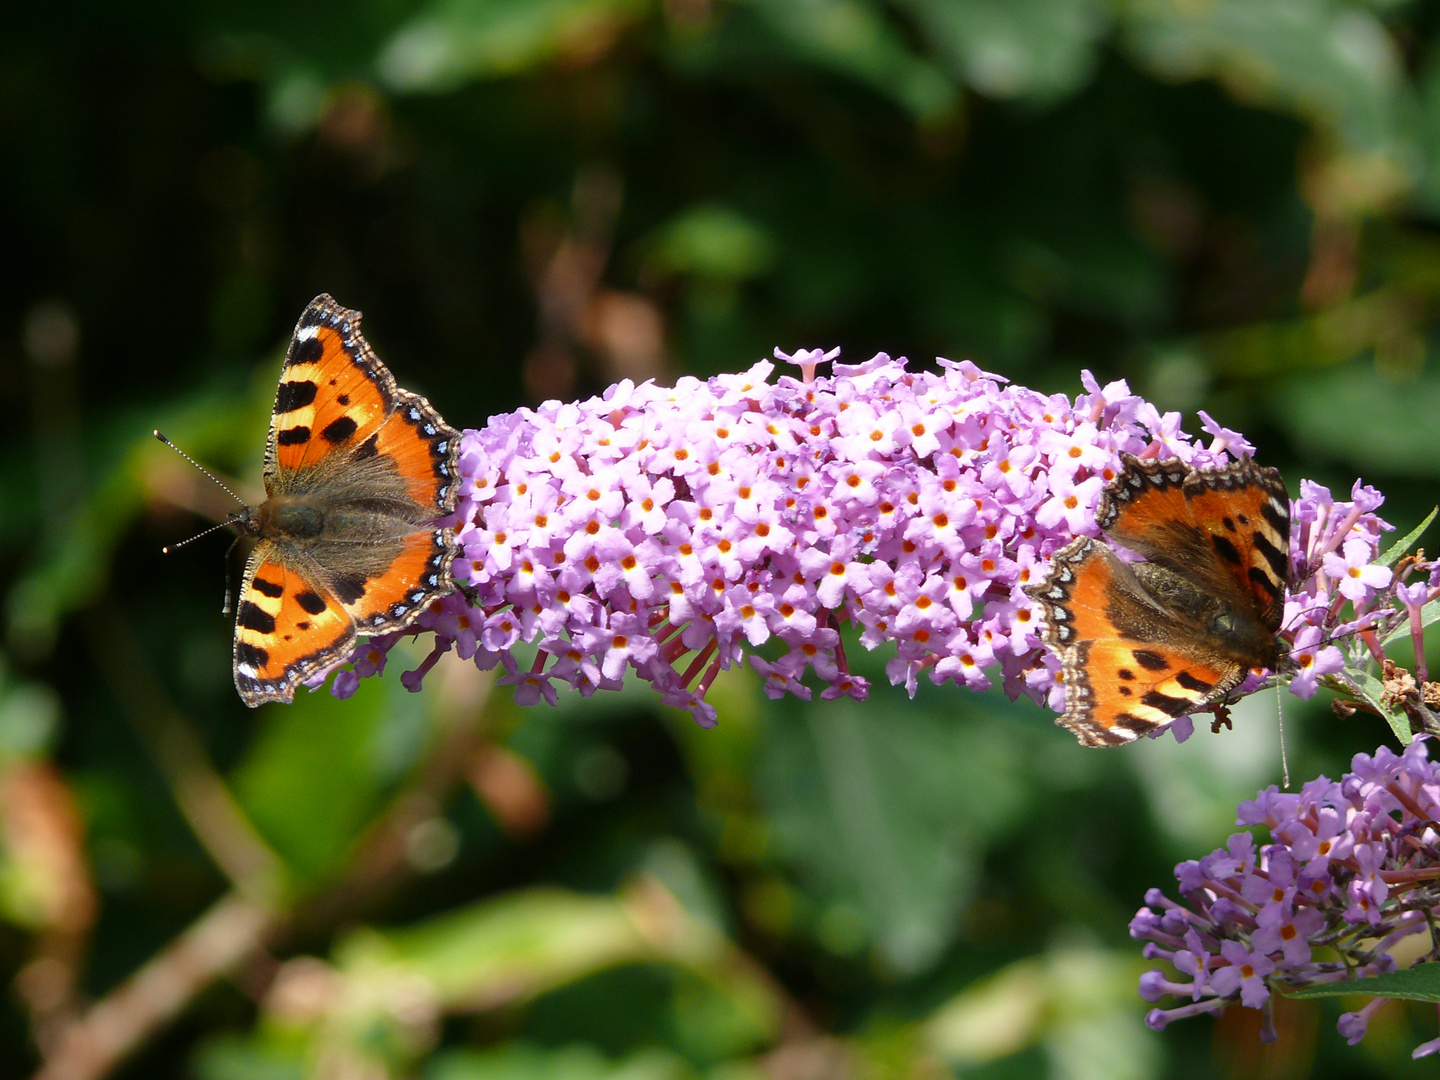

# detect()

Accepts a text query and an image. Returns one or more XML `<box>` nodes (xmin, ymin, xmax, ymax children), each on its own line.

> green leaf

<box><xmin>192</xmin><ymin>1035</ymin><xmax>306</xmax><ymax>1080</ymax></box>
<box><xmin>1349</xmin><ymin>670</ymin><xmax>1412</xmax><ymax>745</ymax></box>
<box><xmin>425</xmin><ymin>1045</ymin><xmax>690</xmax><ymax>1080</ymax></box>
<box><xmin>645</xmin><ymin>205</ymin><xmax>778</xmax><ymax>283</ymax></box>
<box><xmin>1278</xmin><ymin>362</ymin><xmax>1440</xmax><ymax>474</ymax></box>
<box><xmin>1377</xmin><ymin>506</ymin><xmax>1437</xmax><ymax>567</ymax></box>
<box><xmin>314</xmin><ymin>885</ymin><xmax>780</xmax><ymax>1068</ymax></box>
<box><xmin>738</xmin><ymin>0</ymin><xmax>959</xmax><ymax>119</ymax></box>
<box><xmin>1121</xmin><ymin>0</ymin><xmax>1404</xmax><ymax>156</ymax></box>
<box><xmin>378</xmin><ymin>0</ymin><xmax>650</xmax><ymax>93</ymax></box>
<box><xmin>230</xmin><ymin>667</ymin><xmax>432</xmax><ymax>890</ymax></box>
<box><xmin>1382</xmin><ymin>598</ymin><xmax>1440</xmax><ymax>648</ymax></box>
<box><xmin>1287</xmin><ymin>963</ymin><xmax>1440</xmax><ymax>1003</ymax></box>
<box><xmin>4</xmin><ymin>379</ymin><xmax>267</xmax><ymax>660</ymax></box>
<box><xmin>757</xmin><ymin>693</ymin><xmax>1031</xmax><ymax>976</ymax></box>
<box><xmin>899</xmin><ymin>0</ymin><xmax>1110</xmax><ymax>103</ymax></box>
<box><xmin>338</xmin><ymin>886</ymin><xmax>781</xmax><ymax>1041</ymax></box>
<box><xmin>0</xmin><ymin>659</ymin><xmax>60</xmax><ymax>767</ymax></box>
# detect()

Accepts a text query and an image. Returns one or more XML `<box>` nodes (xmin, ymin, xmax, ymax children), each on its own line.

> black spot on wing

<box><xmin>1174</xmin><ymin>670</ymin><xmax>1216</xmax><ymax>693</ymax></box>
<box><xmin>353</xmin><ymin>433</ymin><xmax>379</xmax><ymax>460</ymax></box>
<box><xmin>1141</xmin><ymin>689</ymin><xmax>1194</xmax><ymax>716</ymax></box>
<box><xmin>1253</xmin><ymin>534</ymin><xmax>1288</xmax><ymax>583</ymax></box>
<box><xmin>1249</xmin><ymin>564</ymin><xmax>1281</xmax><ymax>593</ymax></box>
<box><xmin>236</xmin><ymin>601</ymin><xmax>276</xmax><ymax>634</ymax></box>
<box><xmin>294</xmin><ymin>590</ymin><xmax>328</xmax><ymax>616</ymax></box>
<box><xmin>276</xmin><ymin>426</ymin><xmax>310</xmax><ymax>446</ymax></box>
<box><xmin>1114</xmin><ymin>711</ymin><xmax>1161</xmax><ymax>735</ymax></box>
<box><xmin>1211</xmin><ymin>533</ymin><xmax>1243</xmax><ymax>566</ymax></box>
<box><xmin>236</xmin><ymin>641</ymin><xmax>270</xmax><ymax>669</ymax></box>
<box><xmin>289</xmin><ymin>336</ymin><xmax>323</xmax><ymax>367</ymax></box>
<box><xmin>321</xmin><ymin>416</ymin><xmax>359</xmax><ymax>444</ymax></box>
<box><xmin>330</xmin><ymin>573</ymin><xmax>367</xmax><ymax>605</ymax></box>
<box><xmin>275</xmin><ymin>380</ymin><xmax>318</xmax><ymax>413</ymax></box>
<box><xmin>1261</xmin><ymin>501</ymin><xmax>1288</xmax><ymax>535</ymax></box>
<box><xmin>251</xmin><ymin>577</ymin><xmax>284</xmax><ymax>599</ymax></box>
<box><xmin>1132</xmin><ymin>649</ymin><xmax>1171</xmax><ymax>672</ymax></box>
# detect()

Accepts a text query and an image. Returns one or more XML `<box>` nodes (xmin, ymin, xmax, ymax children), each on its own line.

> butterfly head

<box><xmin>228</xmin><ymin>498</ymin><xmax>334</xmax><ymax>543</ymax></box>
<box><xmin>227</xmin><ymin>505</ymin><xmax>262</xmax><ymax>540</ymax></box>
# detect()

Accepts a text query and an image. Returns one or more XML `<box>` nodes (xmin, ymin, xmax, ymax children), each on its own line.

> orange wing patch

<box><xmin>1030</xmin><ymin>539</ymin><xmax>1247</xmax><ymax>747</ymax></box>
<box><xmin>1063</xmin><ymin>639</ymin><xmax>1240</xmax><ymax>747</ymax></box>
<box><xmin>373</xmin><ymin>397</ymin><xmax>454</xmax><ymax>511</ymax></box>
<box><xmin>343</xmin><ymin>529</ymin><xmax>455</xmax><ymax>631</ymax></box>
<box><xmin>1099</xmin><ymin>453</ymin><xmax>1290</xmax><ymax>623</ymax></box>
<box><xmin>234</xmin><ymin>550</ymin><xmax>357</xmax><ymax>706</ymax></box>
<box><xmin>1183</xmin><ymin>480</ymin><xmax>1289</xmax><ymax>618</ymax></box>
<box><xmin>1036</xmin><ymin>537</ymin><xmax>1121</xmax><ymax>644</ymax></box>
<box><xmin>1100</xmin><ymin>464</ymin><xmax>1194</xmax><ymax>548</ymax></box>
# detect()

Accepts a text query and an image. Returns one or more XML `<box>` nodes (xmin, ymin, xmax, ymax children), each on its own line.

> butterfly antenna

<box><xmin>160</xmin><ymin>520</ymin><xmax>231</xmax><ymax>555</ymax></box>
<box><xmin>153</xmin><ymin>430</ymin><xmax>246</xmax><ymax>507</ymax></box>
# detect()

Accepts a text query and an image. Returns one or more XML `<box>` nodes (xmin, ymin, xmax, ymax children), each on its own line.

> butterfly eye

<box><xmin>1211</xmin><ymin>612</ymin><xmax>1238</xmax><ymax>638</ymax></box>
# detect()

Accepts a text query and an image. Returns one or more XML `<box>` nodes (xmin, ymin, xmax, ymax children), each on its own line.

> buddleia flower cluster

<box><xmin>319</xmin><ymin>349</ymin><xmax>1416</xmax><ymax>736</ymax></box>
<box><xmin>1133</xmin><ymin>737</ymin><xmax>1440</xmax><ymax>1056</ymax></box>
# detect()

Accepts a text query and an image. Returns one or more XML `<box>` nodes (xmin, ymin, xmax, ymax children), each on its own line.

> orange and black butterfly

<box><xmin>229</xmin><ymin>295</ymin><xmax>460</xmax><ymax>706</ymax></box>
<box><xmin>1026</xmin><ymin>453</ymin><xmax>1291</xmax><ymax>746</ymax></box>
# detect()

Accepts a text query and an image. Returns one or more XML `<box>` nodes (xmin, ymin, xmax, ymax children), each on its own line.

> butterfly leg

<box><xmin>1209</xmin><ymin>702</ymin><xmax>1234</xmax><ymax>734</ymax></box>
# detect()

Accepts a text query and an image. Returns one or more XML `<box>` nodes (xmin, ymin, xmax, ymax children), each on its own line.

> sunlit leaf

<box><xmin>1287</xmin><ymin>963</ymin><xmax>1440</xmax><ymax>1003</ymax></box>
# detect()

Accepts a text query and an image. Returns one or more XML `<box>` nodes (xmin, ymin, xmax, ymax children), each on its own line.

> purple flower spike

<box><xmin>1132</xmin><ymin>738</ymin><xmax>1440</xmax><ymax>1056</ymax></box>
<box><xmin>298</xmin><ymin>351</ymin><xmax>1431</xmax><ymax>736</ymax></box>
<box><xmin>313</xmin><ymin>355</ymin><xmax>1261</xmax><ymax>722</ymax></box>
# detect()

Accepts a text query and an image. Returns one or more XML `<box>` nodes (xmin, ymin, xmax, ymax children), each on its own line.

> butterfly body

<box><xmin>230</xmin><ymin>295</ymin><xmax>460</xmax><ymax>707</ymax></box>
<box><xmin>1026</xmin><ymin>453</ymin><xmax>1290</xmax><ymax>747</ymax></box>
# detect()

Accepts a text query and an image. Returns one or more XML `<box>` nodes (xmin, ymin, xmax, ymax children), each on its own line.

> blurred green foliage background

<box><xmin>4</xmin><ymin>1</ymin><xmax>1440</xmax><ymax>1077</ymax></box>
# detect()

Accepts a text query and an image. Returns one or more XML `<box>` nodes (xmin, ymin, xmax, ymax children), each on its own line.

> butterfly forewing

<box><xmin>1181</xmin><ymin>466</ymin><xmax>1290</xmax><ymax>629</ymax></box>
<box><xmin>1099</xmin><ymin>454</ymin><xmax>1289</xmax><ymax>629</ymax></box>
<box><xmin>268</xmin><ymin>297</ymin><xmax>398</xmax><ymax>480</ymax></box>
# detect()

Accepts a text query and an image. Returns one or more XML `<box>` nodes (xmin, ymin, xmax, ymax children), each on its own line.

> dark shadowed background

<box><xmin>3</xmin><ymin>2</ymin><xmax>1440</xmax><ymax>1078</ymax></box>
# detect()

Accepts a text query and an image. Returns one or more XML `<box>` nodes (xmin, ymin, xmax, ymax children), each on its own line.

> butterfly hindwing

<box><xmin>1066</xmin><ymin>639</ymin><xmax>1244</xmax><ymax>747</ymax></box>
<box><xmin>1029</xmin><ymin>537</ymin><xmax>1244</xmax><ymax>745</ymax></box>
<box><xmin>233</xmin><ymin>546</ymin><xmax>356</xmax><ymax>707</ymax></box>
<box><xmin>335</xmin><ymin>528</ymin><xmax>455</xmax><ymax>633</ymax></box>
<box><xmin>372</xmin><ymin>389</ymin><xmax>457</xmax><ymax>513</ymax></box>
